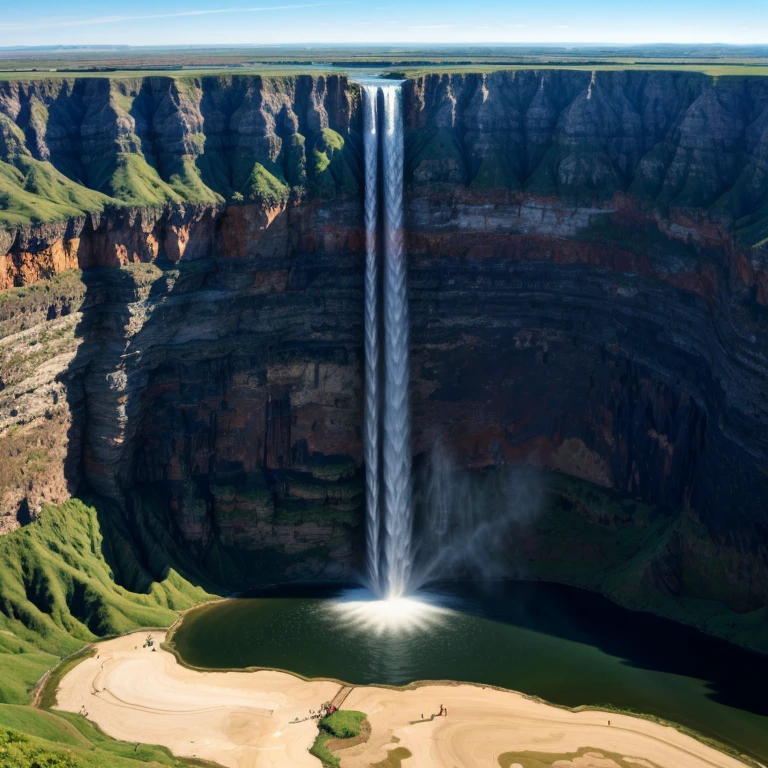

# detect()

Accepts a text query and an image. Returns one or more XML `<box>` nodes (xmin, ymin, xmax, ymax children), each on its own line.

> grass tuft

<box><xmin>310</xmin><ymin>710</ymin><xmax>368</xmax><ymax>767</ymax></box>
<box><xmin>318</xmin><ymin>710</ymin><xmax>367</xmax><ymax>739</ymax></box>
<box><xmin>370</xmin><ymin>747</ymin><xmax>413</xmax><ymax>767</ymax></box>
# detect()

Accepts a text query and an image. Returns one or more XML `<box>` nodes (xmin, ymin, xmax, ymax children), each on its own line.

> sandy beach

<box><xmin>55</xmin><ymin>632</ymin><xmax>749</xmax><ymax>768</ymax></box>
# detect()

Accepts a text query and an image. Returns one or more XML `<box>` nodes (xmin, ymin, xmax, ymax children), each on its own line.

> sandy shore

<box><xmin>55</xmin><ymin>632</ymin><xmax>749</xmax><ymax>768</ymax></box>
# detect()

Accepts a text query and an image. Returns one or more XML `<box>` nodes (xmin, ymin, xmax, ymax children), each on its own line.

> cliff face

<box><xmin>0</xmin><ymin>73</ymin><xmax>357</xmax><ymax>288</ymax></box>
<box><xmin>403</xmin><ymin>71</ymin><xmax>768</xmax><ymax>613</ymax></box>
<box><xmin>1</xmin><ymin>71</ymin><xmax>768</xmax><ymax>620</ymax></box>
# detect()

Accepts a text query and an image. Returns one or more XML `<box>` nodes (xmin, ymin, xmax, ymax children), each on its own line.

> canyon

<box><xmin>1</xmin><ymin>70</ymin><xmax>768</xmax><ymax>647</ymax></box>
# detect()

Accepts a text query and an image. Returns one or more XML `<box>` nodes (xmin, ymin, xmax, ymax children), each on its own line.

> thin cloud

<box><xmin>408</xmin><ymin>24</ymin><xmax>454</xmax><ymax>29</ymax></box>
<box><xmin>0</xmin><ymin>3</ymin><xmax>350</xmax><ymax>31</ymax></box>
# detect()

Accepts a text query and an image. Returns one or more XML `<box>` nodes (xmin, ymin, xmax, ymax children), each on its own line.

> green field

<box><xmin>0</xmin><ymin>63</ymin><xmax>767</xmax><ymax>81</ymax></box>
<box><xmin>393</xmin><ymin>63</ymin><xmax>768</xmax><ymax>77</ymax></box>
<box><xmin>0</xmin><ymin>66</ymin><xmax>338</xmax><ymax>81</ymax></box>
<box><xmin>1</xmin><ymin>43</ymin><xmax>767</xmax><ymax>80</ymax></box>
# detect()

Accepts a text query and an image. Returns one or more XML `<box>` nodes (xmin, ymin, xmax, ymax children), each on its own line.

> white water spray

<box><xmin>362</xmin><ymin>82</ymin><xmax>413</xmax><ymax>600</ymax></box>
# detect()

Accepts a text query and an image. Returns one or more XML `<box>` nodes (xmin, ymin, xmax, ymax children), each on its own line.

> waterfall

<box><xmin>362</xmin><ymin>82</ymin><xmax>413</xmax><ymax>600</ymax></box>
<box><xmin>380</xmin><ymin>85</ymin><xmax>412</xmax><ymax>599</ymax></box>
<box><xmin>362</xmin><ymin>85</ymin><xmax>382</xmax><ymax>595</ymax></box>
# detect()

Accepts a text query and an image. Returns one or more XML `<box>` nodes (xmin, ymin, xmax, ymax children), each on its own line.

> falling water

<box><xmin>361</xmin><ymin>84</ymin><xmax>540</xmax><ymax>607</ymax></box>
<box><xmin>362</xmin><ymin>85</ymin><xmax>382</xmax><ymax>594</ymax></box>
<box><xmin>362</xmin><ymin>82</ymin><xmax>413</xmax><ymax>599</ymax></box>
<box><xmin>380</xmin><ymin>85</ymin><xmax>412</xmax><ymax>599</ymax></box>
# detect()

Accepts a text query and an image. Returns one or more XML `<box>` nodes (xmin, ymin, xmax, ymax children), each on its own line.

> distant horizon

<box><xmin>2</xmin><ymin>42</ymin><xmax>768</xmax><ymax>51</ymax></box>
<box><xmin>5</xmin><ymin>1</ymin><xmax>767</xmax><ymax>47</ymax></box>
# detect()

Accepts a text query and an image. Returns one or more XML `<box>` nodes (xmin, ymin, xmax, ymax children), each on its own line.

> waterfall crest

<box><xmin>362</xmin><ymin>82</ymin><xmax>412</xmax><ymax>600</ymax></box>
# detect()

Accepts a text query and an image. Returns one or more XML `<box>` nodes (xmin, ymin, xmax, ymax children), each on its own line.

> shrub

<box><xmin>319</xmin><ymin>709</ymin><xmax>367</xmax><ymax>739</ymax></box>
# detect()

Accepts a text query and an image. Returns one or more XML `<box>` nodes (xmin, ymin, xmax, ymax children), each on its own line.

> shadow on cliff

<box><xmin>57</xmin><ymin>255</ymin><xmax>768</xmax><ymax>726</ymax></box>
<box><xmin>452</xmin><ymin>579</ymin><xmax>768</xmax><ymax>719</ymax></box>
<box><xmin>61</xmin><ymin>257</ymin><xmax>224</xmax><ymax>597</ymax></box>
<box><xmin>60</xmin><ymin>197</ymin><xmax>366</xmax><ymax>600</ymax></box>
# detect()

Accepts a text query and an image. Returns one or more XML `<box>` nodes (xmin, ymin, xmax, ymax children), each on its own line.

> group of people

<box><xmin>297</xmin><ymin>702</ymin><xmax>338</xmax><ymax>722</ymax></box>
<box><xmin>420</xmin><ymin>704</ymin><xmax>448</xmax><ymax>721</ymax></box>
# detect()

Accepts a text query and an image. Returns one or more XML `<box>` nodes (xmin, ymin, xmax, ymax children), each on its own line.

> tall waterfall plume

<box><xmin>362</xmin><ymin>82</ymin><xmax>413</xmax><ymax>600</ymax></box>
<box><xmin>362</xmin><ymin>85</ymin><xmax>382</xmax><ymax>595</ymax></box>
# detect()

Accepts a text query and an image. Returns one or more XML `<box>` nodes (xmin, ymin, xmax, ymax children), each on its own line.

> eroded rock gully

<box><xmin>1</xmin><ymin>71</ymin><xmax>767</xmax><ymax>633</ymax></box>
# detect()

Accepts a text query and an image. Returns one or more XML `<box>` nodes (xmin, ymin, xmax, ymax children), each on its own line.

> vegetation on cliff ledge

<box><xmin>0</xmin><ymin>155</ymin><xmax>111</xmax><ymax>229</ymax></box>
<box><xmin>0</xmin><ymin>75</ymin><xmax>360</xmax><ymax>228</ymax></box>
<box><xmin>523</xmin><ymin>472</ymin><xmax>768</xmax><ymax>654</ymax></box>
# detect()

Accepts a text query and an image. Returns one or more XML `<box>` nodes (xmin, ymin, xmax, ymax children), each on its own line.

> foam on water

<box><xmin>330</xmin><ymin>587</ymin><xmax>453</xmax><ymax>636</ymax></box>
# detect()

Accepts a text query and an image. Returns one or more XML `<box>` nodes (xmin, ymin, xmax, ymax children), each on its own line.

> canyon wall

<box><xmin>1</xmin><ymin>71</ymin><xmax>768</xmax><ymax>624</ymax></box>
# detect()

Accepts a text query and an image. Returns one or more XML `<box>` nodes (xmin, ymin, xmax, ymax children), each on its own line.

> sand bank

<box><xmin>55</xmin><ymin>632</ymin><xmax>748</xmax><ymax>768</ymax></box>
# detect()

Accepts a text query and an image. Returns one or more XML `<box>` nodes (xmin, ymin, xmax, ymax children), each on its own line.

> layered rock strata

<box><xmin>0</xmin><ymin>71</ymin><xmax>767</xmax><ymax>619</ymax></box>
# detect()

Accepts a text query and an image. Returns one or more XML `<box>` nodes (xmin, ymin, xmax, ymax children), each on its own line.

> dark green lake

<box><xmin>172</xmin><ymin>581</ymin><xmax>768</xmax><ymax>764</ymax></box>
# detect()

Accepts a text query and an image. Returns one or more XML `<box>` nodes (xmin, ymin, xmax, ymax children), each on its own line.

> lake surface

<box><xmin>172</xmin><ymin>581</ymin><xmax>768</xmax><ymax>764</ymax></box>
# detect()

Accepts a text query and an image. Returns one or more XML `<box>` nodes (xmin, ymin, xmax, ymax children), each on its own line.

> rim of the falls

<box><xmin>351</xmin><ymin>75</ymin><xmax>406</xmax><ymax>86</ymax></box>
<box><xmin>362</xmin><ymin>82</ymin><xmax>413</xmax><ymax>601</ymax></box>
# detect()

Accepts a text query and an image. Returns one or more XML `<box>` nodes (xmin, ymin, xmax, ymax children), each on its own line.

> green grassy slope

<box><xmin>0</xmin><ymin>499</ymin><xmax>210</xmax><ymax>704</ymax></box>
<box><xmin>0</xmin><ymin>712</ymin><xmax>215</xmax><ymax>768</ymax></box>
<box><xmin>0</xmin><ymin>498</ymin><xmax>216</xmax><ymax>767</ymax></box>
<box><xmin>0</xmin><ymin>156</ymin><xmax>112</xmax><ymax>229</ymax></box>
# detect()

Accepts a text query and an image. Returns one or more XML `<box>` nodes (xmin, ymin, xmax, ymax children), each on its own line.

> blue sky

<box><xmin>3</xmin><ymin>0</ymin><xmax>767</xmax><ymax>47</ymax></box>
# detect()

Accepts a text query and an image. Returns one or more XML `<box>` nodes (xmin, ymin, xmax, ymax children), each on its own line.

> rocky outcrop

<box><xmin>1</xmin><ymin>71</ymin><xmax>768</xmax><ymax>617</ymax></box>
<box><xmin>0</xmin><ymin>73</ymin><xmax>359</xmax><ymax>289</ymax></box>
<box><xmin>0</xmin><ymin>198</ymin><xmax>364</xmax><ymax>580</ymax></box>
